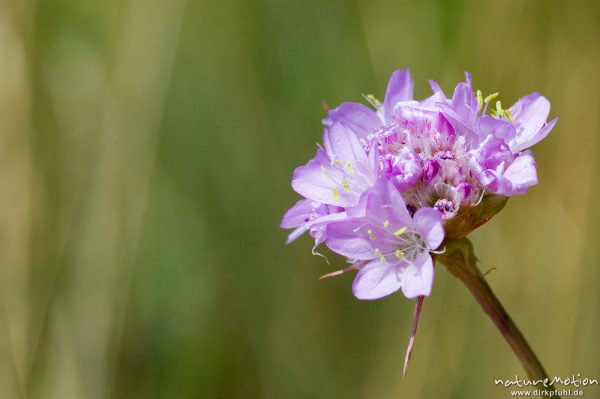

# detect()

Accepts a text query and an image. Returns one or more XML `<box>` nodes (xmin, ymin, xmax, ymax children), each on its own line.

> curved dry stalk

<box><xmin>403</xmin><ymin>295</ymin><xmax>425</xmax><ymax>378</ymax></box>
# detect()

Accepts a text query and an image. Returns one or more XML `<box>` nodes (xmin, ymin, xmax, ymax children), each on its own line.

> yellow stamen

<box><xmin>345</xmin><ymin>162</ymin><xmax>354</xmax><ymax>175</ymax></box>
<box><xmin>342</xmin><ymin>180</ymin><xmax>351</xmax><ymax>193</ymax></box>
<box><xmin>332</xmin><ymin>187</ymin><xmax>340</xmax><ymax>202</ymax></box>
<box><xmin>484</xmin><ymin>92</ymin><xmax>499</xmax><ymax>104</ymax></box>
<box><xmin>320</xmin><ymin>165</ymin><xmax>331</xmax><ymax>177</ymax></box>
<box><xmin>383</xmin><ymin>220</ymin><xmax>390</xmax><ymax>228</ymax></box>
<box><xmin>495</xmin><ymin>100</ymin><xmax>503</xmax><ymax>115</ymax></box>
<box><xmin>395</xmin><ymin>250</ymin><xmax>405</xmax><ymax>260</ymax></box>
<box><xmin>394</xmin><ymin>227</ymin><xmax>408</xmax><ymax>236</ymax></box>
<box><xmin>368</xmin><ymin>229</ymin><xmax>376</xmax><ymax>241</ymax></box>
<box><xmin>476</xmin><ymin>90</ymin><xmax>483</xmax><ymax>107</ymax></box>
<box><xmin>375</xmin><ymin>248</ymin><xmax>385</xmax><ymax>262</ymax></box>
<box><xmin>365</xmin><ymin>94</ymin><xmax>381</xmax><ymax>107</ymax></box>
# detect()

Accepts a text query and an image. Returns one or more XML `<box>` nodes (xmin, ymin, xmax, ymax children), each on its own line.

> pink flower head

<box><xmin>281</xmin><ymin>69</ymin><xmax>557</xmax><ymax>379</ymax></box>
<box><xmin>282</xmin><ymin>69</ymin><xmax>556</xmax><ymax>296</ymax></box>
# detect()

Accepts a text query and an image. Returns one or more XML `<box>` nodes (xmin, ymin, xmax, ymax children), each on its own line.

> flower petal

<box><xmin>292</xmin><ymin>127</ymin><xmax>375</xmax><ymax>208</ymax></box>
<box><xmin>491</xmin><ymin>150</ymin><xmax>538</xmax><ymax>195</ymax></box>
<box><xmin>280</xmin><ymin>199</ymin><xmax>313</xmax><ymax>228</ymax></box>
<box><xmin>450</xmin><ymin>80</ymin><xmax>478</xmax><ymax>127</ymax></box>
<box><xmin>400</xmin><ymin>254</ymin><xmax>434</xmax><ymax>298</ymax></box>
<box><xmin>435</xmin><ymin>112</ymin><xmax>455</xmax><ymax>138</ymax></box>
<box><xmin>286</xmin><ymin>225</ymin><xmax>308</xmax><ymax>244</ymax></box>
<box><xmin>476</xmin><ymin>115</ymin><xmax>516</xmax><ymax>142</ymax></box>
<box><xmin>412</xmin><ymin>207</ymin><xmax>444</xmax><ymax>249</ymax></box>
<box><xmin>322</xmin><ymin>122</ymin><xmax>370</xmax><ymax>167</ymax></box>
<box><xmin>420</xmin><ymin>80</ymin><xmax>447</xmax><ymax>107</ymax></box>
<box><xmin>326</xmin><ymin>221</ymin><xmax>377</xmax><ymax>260</ymax></box>
<box><xmin>509</xmin><ymin>93</ymin><xmax>555</xmax><ymax>152</ymax></box>
<box><xmin>365</xmin><ymin>179</ymin><xmax>413</xmax><ymax>228</ymax></box>
<box><xmin>384</xmin><ymin>69</ymin><xmax>414</xmax><ymax>119</ymax></box>
<box><xmin>306</xmin><ymin>210</ymin><xmax>348</xmax><ymax>245</ymax></box>
<box><xmin>292</xmin><ymin>164</ymin><xmax>354</xmax><ymax>206</ymax></box>
<box><xmin>291</xmin><ymin>164</ymin><xmax>335</xmax><ymax>202</ymax></box>
<box><xmin>323</xmin><ymin>102</ymin><xmax>381</xmax><ymax>138</ymax></box>
<box><xmin>352</xmin><ymin>260</ymin><xmax>403</xmax><ymax>300</ymax></box>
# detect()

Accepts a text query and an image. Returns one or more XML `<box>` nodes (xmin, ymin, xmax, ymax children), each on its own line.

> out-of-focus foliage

<box><xmin>0</xmin><ymin>0</ymin><xmax>598</xmax><ymax>398</ymax></box>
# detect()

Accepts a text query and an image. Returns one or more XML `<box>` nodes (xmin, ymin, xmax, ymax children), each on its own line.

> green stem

<box><xmin>437</xmin><ymin>237</ymin><xmax>558</xmax><ymax>397</ymax></box>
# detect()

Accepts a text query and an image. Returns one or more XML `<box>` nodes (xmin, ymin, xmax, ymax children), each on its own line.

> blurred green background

<box><xmin>0</xmin><ymin>0</ymin><xmax>599</xmax><ymax>398</ymax></box>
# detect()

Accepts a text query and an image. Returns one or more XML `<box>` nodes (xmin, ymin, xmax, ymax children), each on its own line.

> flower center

<box><xmin>435</xmin><ymin>150</ymin><xmax>455</xmax><ymax>160</ymax></box>
<box><xmin>390</xmin><ymin>229</ymin><xmax>426</xmax><ymax>262</ymax></box>
<box><xmin>434</xmin><ymin>198</ymin><xmax>458</xmax><ymax>219</ymax></box>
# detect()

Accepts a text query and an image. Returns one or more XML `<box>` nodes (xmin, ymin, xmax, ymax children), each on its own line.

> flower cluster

<box><xmin>281</xmin><ymin>69</ymin><xmax>556</xmax><ymax>300</ymax></box>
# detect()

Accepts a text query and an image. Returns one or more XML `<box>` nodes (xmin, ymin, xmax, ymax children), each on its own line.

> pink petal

<box><xmin>325</xmin><ymin>221</ymin><xmax>376</xmax><ymax>260</ymax></box>
<box><xmin>285</xmin><ymin>225</ymin><xmax>308</xmax><ymax>244</ymax></box>
<box><xmin>384</xmin><ymin>69</ymin><xmax>414</xmax><ymax>119</ymax></box>
<box><xmin>420</xmin><ymin>80</ymin><xmax>447</xmax><ymax>107</ymax></box>
<box><xmin>352</xmin><ymin>261</ymin><xmax>403</xmax><ymax>300</ymax></box>
<box><xmin>412</xmin><ymin>208</ymin><xmax>444</xmax><ymax>249</ymax></box>
<box><xmin>280</xmin><ymin>199</ymin><xmax>313</xmax><ymax>228</ymax></box>
<box><xmin>364</xmin><ymin>179</ymin><xmax>413</xmax><ymax>228</ymax></box>
<box><xmin>323</xmin><ymin>102</ymin><xmax>381</xmax><ymax>138</ymax></box>
<box><xmin>400</xmin><ymin>254</ymin><xmax>434</xmax><ymax>298</ymax></box>
<box><xmin>476</xmin><ymin>115</ymin><xmax>516</xmax><ymax>142</ymax></box>
<box><xmin>323</xmin><ymin>122</ymin><xmax>369</xmax><ymax>166</ymax></box>
<box><xmin>509</xmin><ymin>93</ymin><xmax>555</xmax><ymax>152</ymax></box>
<box><xmin>492</xmin><ymin>150</ymin><xmax>538</xmax><ymax>195</ymax></box>
<box><xmin>292</xmin><ymin>165</ymin><xmax>350</xmax><ymax>205</ymax></box>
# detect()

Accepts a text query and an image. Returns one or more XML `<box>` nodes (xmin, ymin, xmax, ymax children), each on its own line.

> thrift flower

<box><xmin>281</xmin><ymin>68</ymin><xmax>556</xmax><ymax>293</ymax></box>
<box><xmin>323</xmin><ymin>180</ymin><xmax>444</xmax><ymax>299</ymax></box>
<box><xmin>281</xmin><ymin>68</ymin><xmax>558</xmax><ymax>382</ymax></box>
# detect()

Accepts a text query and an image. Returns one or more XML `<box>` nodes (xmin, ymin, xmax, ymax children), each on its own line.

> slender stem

<box><xmin>437</xmin><ymin>238</ymin><xmax>558</xmax><ymax>396</ymax></box>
